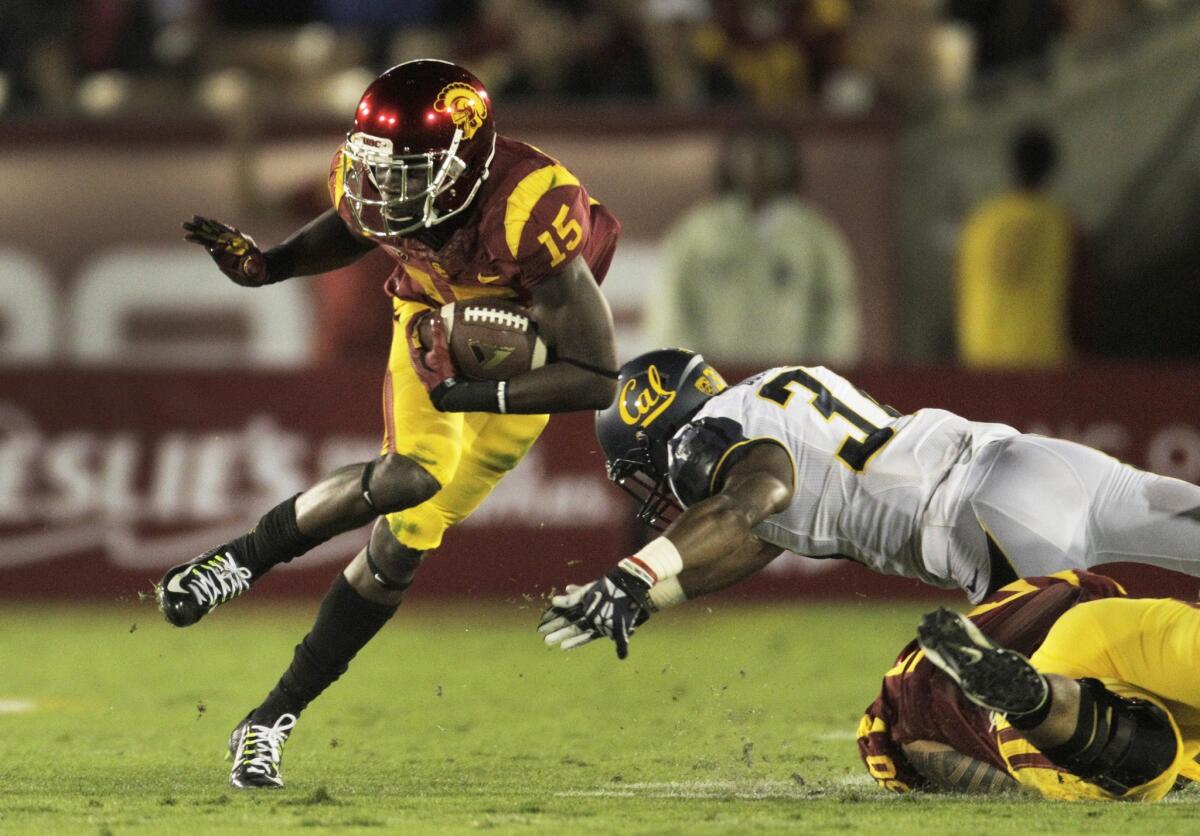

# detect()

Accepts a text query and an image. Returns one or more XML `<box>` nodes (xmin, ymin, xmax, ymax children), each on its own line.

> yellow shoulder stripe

<box><xmin>504</xmin><ymin>163</ymin><xmax>580</xmax><ymax>257</ymax></box>
<box><xmin>1048</xmin><ymin>569</ymin><xmax>1081</xmax><ymax>586</ymax></box>
<box><xmin>884</xmin><ymin>648</ymin><xmax>924</xmax><ymax>678</ymax></box>
<box><xmin>965</xmin><ymin>581</ymin><xmax>1039</xmax><ymax>619</ymax></box>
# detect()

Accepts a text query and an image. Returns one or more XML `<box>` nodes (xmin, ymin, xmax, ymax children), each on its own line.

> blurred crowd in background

<box><xmin>3</xmin><ymin>0</ymin><xmax>1200</xmax><ymax>371</ymax></box>
<box><xmin>1</xmin><ymin>0</ymin><xmax>1185</xmax><ymax>117</ymax></box>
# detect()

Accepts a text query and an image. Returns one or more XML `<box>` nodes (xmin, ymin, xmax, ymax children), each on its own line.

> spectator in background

<box><xmin>311</xmin><ymin>1</ymin><xmax>428</xmax><ymax>67</ymax></box>
<box><xmin>947</xmin><ymin>0</ymin><xmax>1059</xmax><ymax>76</ymax></box>
<box><xmin>957</xmin><ymin>125</ymin><xmax>1094</xmax><ymax>368</ymax></box>
<box><xmin>214</xmin><ymin>0</ymin><xmax>319</xmax><ymax>26</ymax></box>
<box><xmin>0</xmin><ymin>1</ymin><xmax>80</xmax><ymax>112</ymax></box>
<box><xmin>453</xmin><ymin>0</ymin><xmax>657</xmax><ymax>101</ymax></box>
<box><xmin>648</xmin><ymin>125</ymin><xmax>860</xmax><ymax>365</ymax></box>
<box><xmin>454</xmin><ymin>0</ymin><xmax>575</xmax><ymax>99</ymax></box>
<box><xmin>556</xmin><ymin>0</ymin><xmax>657</xmax><ymax>100</ymax></box>
<box><xmin>642</xmin><ymin>0</ymin><xmax>712</xmax><ymax>105</ymax></box>
<box><xmin>693</xmin><ymin>0</ymin><xmax>852</xmax><ymax>107</ymax></box>
<box><xmin>80</xmin><ymin>0</ymin><xmax>159</xmax><ymax>76</ymax></box>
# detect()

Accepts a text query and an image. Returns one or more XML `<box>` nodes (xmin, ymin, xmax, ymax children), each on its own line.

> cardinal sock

<box><xmin>252</xmin><ymin>575</ymin><xmax>398</xmax><ymax>722</ymax></box>
<box><xmin>230</xmin><ymin>495</ymin><xmax>322</xmax><ymax>578</ymax></box>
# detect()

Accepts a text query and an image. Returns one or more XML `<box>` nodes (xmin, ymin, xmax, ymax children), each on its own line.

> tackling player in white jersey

<box><xmin>539</xmin><ymin>349</ymin><xmax>1200</xmax><ymax>657</ymax></box>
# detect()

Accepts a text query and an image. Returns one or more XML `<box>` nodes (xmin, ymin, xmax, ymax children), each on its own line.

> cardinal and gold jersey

<box><xmin>324</xmin><ymin>136</ymin><xmax>621</xmax><ymax>552</ymax></box>
<box><xmin>329</xmin><ymin>135</ymin><xmax>621</xmax><ymax>307</ymax></box>
<box><xmin>856</xmin><ymin>571</ymin><xmax>1124</xmax><ymax>793</ymax></box>
<box><xmin>996</xmin><ymin>595</ymin><xmax>1200</xmax><ymax>800</ymax></box>
<box><xmin>859</xmin><ymin>573</ymin><xmax>1200</xmax><ymax>801</ymax></box>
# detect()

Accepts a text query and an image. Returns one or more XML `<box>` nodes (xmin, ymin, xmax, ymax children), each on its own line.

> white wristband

<box><xmin>620</xmin><ymin>537</ymin><xmax>684</xmax><ymax>587</ymax></box>
<box><xmin>647</xmin><ymin>576</ymin><xmax>687</xmax><ymax>611</ymax></box>
<box><xmin>496</xmin><ymin>380</ymin><xmax>507</xmax><ymax>414</ymax></box>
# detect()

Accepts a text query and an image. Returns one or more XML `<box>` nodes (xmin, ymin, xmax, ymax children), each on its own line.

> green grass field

<box><xmin>2</xmin><ymin>599</ymin><xmax>1198</xmax><ymax>834</ymax></box>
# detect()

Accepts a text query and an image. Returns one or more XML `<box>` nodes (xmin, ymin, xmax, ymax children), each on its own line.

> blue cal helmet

<box><xmin>595</xmin><ymin>349</ymin><xmax>727</xmax><ymax>530</ymax></box>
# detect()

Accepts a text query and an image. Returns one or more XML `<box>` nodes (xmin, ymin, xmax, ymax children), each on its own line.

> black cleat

<box><xmin>228</xmin><ymin>712</ymin><xmax>297</xmax><ymax>789</ymax></box>
<box><xmin>917</xmin><ymin>607</ymin><xmax>1049</xmax><ymax>717</ymax></box>
<box><xmin>156</xmin><ymin>547</ymin><xmax>253</xmax><ymax>627</ymax></box>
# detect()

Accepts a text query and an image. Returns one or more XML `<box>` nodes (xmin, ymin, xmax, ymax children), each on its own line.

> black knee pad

<box><xmin>1043</xmin><ymin>678</ymin><xmax>1178</xmax><ymax>796</ymax></box>
<box><xmin>361</xmin><ymin>454</ymin><xmax>440</xmax><ymax>514</ymax></box>
<box><xmin>364</xmin><ymin>540</ymin><xmax>422</xmax><ymax>592</ymax></box>
<box><xmin>360</xmin><ymin>458</ymin><xmax>383</xmax><ymax>515</ymax></box>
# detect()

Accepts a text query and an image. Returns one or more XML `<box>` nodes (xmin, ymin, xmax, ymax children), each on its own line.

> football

<box><xmin>441</xmin><ymin>299</ymin><xmax>548</xmax><ymax>381</ymax></box>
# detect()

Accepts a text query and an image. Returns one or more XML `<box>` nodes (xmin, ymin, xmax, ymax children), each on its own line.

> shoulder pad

<box><xmin>667</xmin><ymin>417</ymin><xmax>749</xmax><ymax>508</ymax></box>
<box><xmin>492</xmin><ymin>163</ymin><xmax>590</xmax><ymax>285</ymax></box>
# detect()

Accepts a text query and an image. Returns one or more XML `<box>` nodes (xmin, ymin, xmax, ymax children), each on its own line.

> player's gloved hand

<box><xmin>538</xmin><ymin>583</ymin><xmax>599</xmax><ymax>650</ymax></box>
<box><xmin>405</xmin><ymin>309</ymin><xmax>458</xmax><ymax>407</ymax></box>
<box><xmin>538</xmin><ymin>568</ymin><xmax>652</xmax><ymax>660</ymax></box>
<box><xmin>182</xmin><ymin>216</ymin><xmax>272</xmax><ymax>286</ymax></box>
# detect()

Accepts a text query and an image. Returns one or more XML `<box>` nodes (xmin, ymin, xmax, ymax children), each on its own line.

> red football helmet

<box><xmin>342</xmin><ymin>59</ymin><xmax>497</xmax><ymax>238</ymax></box>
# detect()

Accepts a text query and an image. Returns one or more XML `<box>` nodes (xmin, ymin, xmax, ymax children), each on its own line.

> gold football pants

<box><xmin>997</xmin><ymin>596</ymin><xmax>1200</xmax><ymax>801</ymax></box>
<box><xmin>379</xmin><ymin>298</ymin><xmax>549</xmax><ymax>551</ymax></box>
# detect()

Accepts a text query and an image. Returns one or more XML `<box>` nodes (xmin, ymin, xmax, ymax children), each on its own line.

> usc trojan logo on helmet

<box><xmin>435</xmin><ymin>83</ymin><xmax>488</xmax><ymax>141</ymax></box>
<box><xmin>618</xmin><ymin>365</ymin><xmax>677</xmax><ymax>428</ymax></box>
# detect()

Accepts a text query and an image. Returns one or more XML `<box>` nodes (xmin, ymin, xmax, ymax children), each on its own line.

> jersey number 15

<box><xmin>537</xmin><ymin>204</ymin><xmax>583</xmax><ymax>267</ymax></box>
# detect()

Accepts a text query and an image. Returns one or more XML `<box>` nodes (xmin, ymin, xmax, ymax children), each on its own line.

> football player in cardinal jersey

<box><xmin>158</xmin><ymin>60</ymin><xmax>621</xmax><ymax>788</ymax></box>
<box><xmin>860</xmin><ymin>571</ymin><xmax>1200</xmax><ymax>802</ymax></box>
<box><xmin>540</xmin><ymin>349</ymin><xmax>1200</xmax><ymax>659</ymax></box>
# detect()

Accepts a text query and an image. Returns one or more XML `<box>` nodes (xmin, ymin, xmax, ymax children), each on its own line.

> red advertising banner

<box><xmin>1</xmin><ymin>364</ymin><xmax>1199</xmax><ymax>601</ymax></box>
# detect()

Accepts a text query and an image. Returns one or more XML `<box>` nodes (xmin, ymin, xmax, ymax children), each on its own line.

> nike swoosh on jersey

<box><xmin>477</xmin><ymin>273</ymin><xmax>501</xmax><ymax>283</ymax></box>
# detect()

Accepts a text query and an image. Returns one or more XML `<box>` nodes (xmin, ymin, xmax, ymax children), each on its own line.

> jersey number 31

<box><xmin>758</xmin><ymin>368</ymin><xmax>896</xmax><ymax>472</ymax></box>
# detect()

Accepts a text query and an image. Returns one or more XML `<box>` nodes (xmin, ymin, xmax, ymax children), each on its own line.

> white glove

<box><xmin>537</xmin><ymin>583</ymin><xmax>601</xmax><ymax>650</ymax></box>
<box><xmin>537</xmin><ymin>569</ymin><xmax>652</xmax><ymax>659</ymax></box>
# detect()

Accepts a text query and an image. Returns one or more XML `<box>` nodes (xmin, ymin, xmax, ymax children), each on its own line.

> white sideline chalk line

<box><xmin>556</xmin><ymin>776</ymin><xmax>874</xmax><ymax>800</ymax></box>
<box><xmin>0</xmin><ymin>698</ymin><xmax>36</xmax><ymax>714</ymax></box>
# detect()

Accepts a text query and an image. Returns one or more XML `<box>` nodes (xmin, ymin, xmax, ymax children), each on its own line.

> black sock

<box><xmin>232</xmin><ymin>494</ymin><xmax>322</xmax><ymax>578</ymax></box>
<box><xmin>252</xmin><ymin>575</ymin><xmax>398</xmax><ymax>722</ymax></box>
<box><xmin>1008</xmin><ymin>677</ymin><xmax>1054</xmax><ymax>730</ymax></box>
